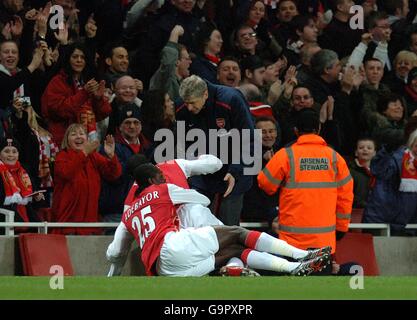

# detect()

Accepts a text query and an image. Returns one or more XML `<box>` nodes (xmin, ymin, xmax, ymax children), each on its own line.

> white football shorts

<box><xmin>156</xmin><ymin>226</ymin><xmax>219</xmax><ymax>276</ymax></box>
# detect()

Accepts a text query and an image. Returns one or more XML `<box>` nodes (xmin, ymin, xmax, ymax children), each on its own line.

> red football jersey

<box><xmin>122</xmin><ymin>183</ymin><xmax>179</xmax><ymax>275</ymax></box>
<box><xmin>124</xmin><ymin>160</ymin><xmax>189</xmax><ymax>212</ymax></box>
<box><xmin>158</xmin><ymin>160</ymin><xmax>189</xmax><ymax>189</ymax></box>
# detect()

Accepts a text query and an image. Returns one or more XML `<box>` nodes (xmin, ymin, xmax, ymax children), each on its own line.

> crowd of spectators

<box><xmin>1</xmin><ymin>0</ymin><xmax>417</xmax><ymax>236</ymax></box>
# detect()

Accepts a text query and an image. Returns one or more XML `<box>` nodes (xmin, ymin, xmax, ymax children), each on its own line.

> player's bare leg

<box><xmin>214</xmin><ymin>243</ymin><xmax>246</xmax><ymax>268</ymax></box>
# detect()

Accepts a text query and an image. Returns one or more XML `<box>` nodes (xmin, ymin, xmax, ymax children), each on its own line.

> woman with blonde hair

<box><xmin>384</xmin><ymin>50</ymin><xmax>417</xmax><ymax>96</ymax></box>
<box><xmin>51</xmin><ymin>124</ymin><xmax>122</xmax><ymax>235</ymax></box>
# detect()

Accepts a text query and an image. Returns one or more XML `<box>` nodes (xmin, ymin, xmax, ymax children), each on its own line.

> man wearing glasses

<box><xmin>232</xmin><ymin>24</ymin><xmax>281</xmax><ymax>62</ymax></box>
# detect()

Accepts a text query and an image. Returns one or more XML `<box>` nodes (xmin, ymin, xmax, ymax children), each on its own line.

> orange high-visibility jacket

<box><xmin>257</xmin><ymin>134</ymin><xmax>353</xmax><ymax>253</ymax></box>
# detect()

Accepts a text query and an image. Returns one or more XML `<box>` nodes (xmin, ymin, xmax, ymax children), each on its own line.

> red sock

<box><xmin>241</xmin><ymin>248</ymin><xmax>253</xmax><ymax>265</ymax></box>
<box><xmin>244</xmin><ymin>231</ymin><xmax>261</xmax><ymax>249</ymax></box>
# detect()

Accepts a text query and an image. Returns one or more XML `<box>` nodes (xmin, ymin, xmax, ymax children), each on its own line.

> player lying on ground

<box><xmin>106</xmin><ymin>163</ymin><xmax>331</xmax><ymax>276</ymax></box>
<box><xmin>106</xmin><ymin>154</ymin><xmax>232</xmax><ymax>276</ymax></box>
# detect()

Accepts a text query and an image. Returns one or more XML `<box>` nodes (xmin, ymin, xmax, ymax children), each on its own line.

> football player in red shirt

<box><xmin>123</xmin><ymin>154</ymin><xmax>224</xmax><ymax>228</ymax></box>
<box><xmin>107</xmin><ymin>163</ymin><xmax>331</xmax><ymax>276</ymax></box>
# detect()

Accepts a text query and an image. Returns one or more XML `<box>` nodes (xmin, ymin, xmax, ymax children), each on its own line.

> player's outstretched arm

<box><xmin>176</xmin><ymin>154</ymin><xmax>223</xmax><ymax>178</ymax></box>
<box><xmin>167</xmin><ymin>183</ymin><xmax>211</xmax><ymax>207</ymax></box>
<box><xmin>106</xmin><ymin>222</ymin><xmax>134</xmax><ymax>276</ymax></box>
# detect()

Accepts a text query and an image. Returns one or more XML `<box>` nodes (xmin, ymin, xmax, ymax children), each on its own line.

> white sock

<box><xmin>255</xmin><ymin>232</ymin><xmax>308</xmax><ymax>259</ymax></box>
<box><xmin>226</xmin><ymin>257</ymin><xmax>244</xmax><ymax>268</ymax></box>
<box><xmin>245</xmin><ymin>250</ymin><xmax>300</xmax><ymax>273</ymax></box>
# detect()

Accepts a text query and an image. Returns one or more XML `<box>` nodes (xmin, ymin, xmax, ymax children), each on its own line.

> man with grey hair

<box><xmin>305</xmin><ymin>49</ymin><xmax>342</xmax><ymax>104</ymax></box>
<box><xmin>176</xmin><ymin>75</ymin><xmax>256</xmax><ymax>226</ymax></box>
<box><xmin>297</xmin><ymin>43</ymin><xmax>321</xmax><ymax>85</ymax></box>
<box><xmin>305</xmin><ymin>49</ymin><xmax>365</xmax><ymax>155</ymax></box>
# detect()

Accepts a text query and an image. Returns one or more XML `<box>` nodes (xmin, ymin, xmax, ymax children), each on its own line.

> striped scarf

<box><xmin>0</xmin><ymin>160</ymin><xmax>33</xmax><ymax>222</ymax></box>
<box><xmin>33</xmin><ymin>130</ymin><xmax>59</xmax><ymax>188</ymax></box>
<box><xmin>399</xmin><ymin>149</ymin><xmax>417</xmax><ymax>192</ymax></box>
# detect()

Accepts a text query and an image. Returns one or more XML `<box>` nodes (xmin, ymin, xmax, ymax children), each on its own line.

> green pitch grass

<box><xmin>0</xmin><ymin>276</ymin><xmax>417</xmax><ymax>300</ymax></box>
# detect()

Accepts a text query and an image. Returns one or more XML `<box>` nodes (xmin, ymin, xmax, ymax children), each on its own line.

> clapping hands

<box><xmin>85</xmin><ymin>79</ymin><xmax>106</xmax><ymax>99</ymax></box>
<box><xmin>104</xmin><ymin>135</ymin><xmax>115</xmax><ymax>159</ymax></box>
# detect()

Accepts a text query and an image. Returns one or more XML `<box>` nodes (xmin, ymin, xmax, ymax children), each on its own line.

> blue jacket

<box><xmin>363</xmin><ymin>146</ymin><xmax>415</xmax><ymax>230</ymax></box>
<box><xmin>98</xmin><ymin>136</ymin><xmax>150</xmax><ymax>217</ymax></box>
<box><xmin>190</xmin><ymin>56</ymin><xmax>218</xmax><ymax>84</ymax></box>
<box><xmin>176</xmin><ymin>82</ymin><xmax>256</xmax><ymax>196</ymax></box>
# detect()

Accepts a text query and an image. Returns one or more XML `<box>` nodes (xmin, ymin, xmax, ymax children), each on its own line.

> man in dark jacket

<box><xmin>0</xmin><ymin>40</ymin><xmax>43</xmax><ymax>110</ymax></box>
<box><xmin>99</xmin><ymin>104</ymin><xmax>149</xmax><ymax>226</ymax></box>
<box><xmin>176</xmin><ymin>75</ymin><xmax>257</xmax><ymax>226</ymax></box>
<box><xmin>242</xmin><ymin>116</ymin><xmax>279</xmax><ymax>225</ymax></box>
<box><xmin>379</xmin><ymin>0</ymin><xmax>411</xmax><ymax>61</ymax></box>
<box><xmin>305</xmin><ymin>49</ymin><xmax>364</xmax><ymax>155</ymax></box>
<box><xmin>131</xmin><ymin>0</ymin><xmax>200</xmax><ymax>88</ymax></box>
<box><xmin>318</xmin><ymin>0</ymin><xmax>363</xmax><ymax>60</ymax></box>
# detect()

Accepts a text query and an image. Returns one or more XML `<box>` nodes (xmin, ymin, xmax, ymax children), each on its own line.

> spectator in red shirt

<box><xmin>41</xmin><ymin>42</ymin><xmax>111</xmax><ymax>145</ymax></box>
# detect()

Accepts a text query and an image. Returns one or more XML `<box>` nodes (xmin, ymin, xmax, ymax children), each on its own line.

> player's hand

<box><xmin>223</xmin><ymin>173</ymin><xmax>235</xmax><ymax>198</ymax></box>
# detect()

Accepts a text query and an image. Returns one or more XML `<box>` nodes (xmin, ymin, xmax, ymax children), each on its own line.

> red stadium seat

<box><xmin>335</xmin><ymin>232</ymin><xmax>380</xmax><ymax>276</ymax></box>
<box><xmin>19</xmin><ymin>233</ymin><xmax>74</xmax><ymax>276</ymax></box>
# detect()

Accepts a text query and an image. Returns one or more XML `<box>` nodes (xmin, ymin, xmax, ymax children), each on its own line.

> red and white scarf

<box><xmin>33</xmin><ymin>130</ymin><xmax>59</xmax><ymax>188</ymax></box>
<box><xmin>0</xmin><ymin>160</ymin><xmax>33</xmax><ymax>222</ymax></box>
<box><xmin>399</xmin><ymin>149</ymin><xmax>417</xmax><ymax>192</ymax></box>
<box><xmin>74</xmin><ymin>79</ymin><xmax>99</xmax><ymax>140</ymax></box>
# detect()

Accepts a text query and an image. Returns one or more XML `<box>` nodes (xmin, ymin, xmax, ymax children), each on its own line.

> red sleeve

<box><xmin>92</xmin><ymin>152</ymin><xmax>122</xmax><ymax>182</ymax></box>
<box><xmin>54</xmin><ymin>149</ymin><xmax>89</xmax><ymax>181</ymax></box>
<box><xmin>41</xmin><ymin>74</ymin><xmax>90</xmax><ymax>120</ymax></box>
